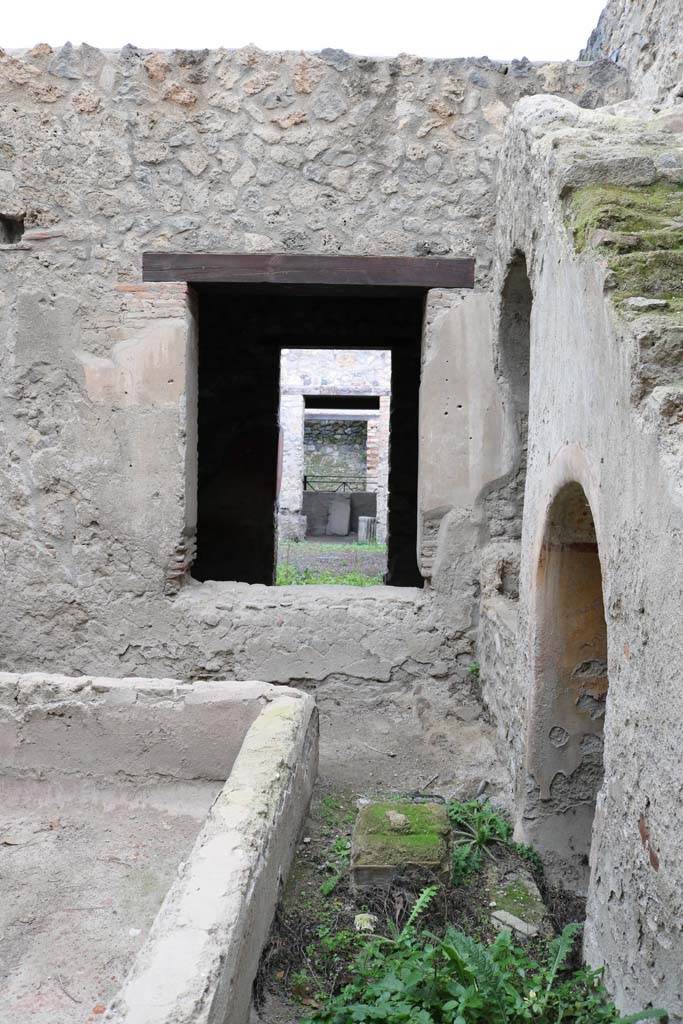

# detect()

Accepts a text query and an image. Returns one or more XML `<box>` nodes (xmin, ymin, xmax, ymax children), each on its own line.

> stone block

<box><xmin>488</xmin><ymin>865</ymin><xmax>554</xmax><ymax>940</ymax></box>
<box><xmin>278</xmin><ymin>512</ymin><xmax>307</xmax><ymax>542</ymax></box>
<box><xmin>358</xmin><ymin>515</ymin><xmax>377</xmax><ymax>543</ymax></box>
<box><xmin>351</xmin><ymin>801</ymin><xmax>451</xmax><ymax>889</ymax></box>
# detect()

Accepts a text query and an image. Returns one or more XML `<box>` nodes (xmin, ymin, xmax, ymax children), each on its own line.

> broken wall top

<box><xmin>581</xmin><ymin>0</ymin><xmax>683</xmax><ymax>106</ymax></box>
<box><xmin>0</xmin><ymin>43</ymin><xmax>627</xmax><ymax>291</ymax></box>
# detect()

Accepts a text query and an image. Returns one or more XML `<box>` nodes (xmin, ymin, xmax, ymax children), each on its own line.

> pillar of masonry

<box><xmin>365</xmin><ymin>397</ymin><xmax>390</xmax><ymax>543</ymax></box>
<box><xmin>277</xmin><ymin>394</ymin><xmax>307</xmax><ymax>540</ymax></box>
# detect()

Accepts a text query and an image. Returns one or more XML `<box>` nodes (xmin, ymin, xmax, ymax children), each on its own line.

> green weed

<box><xmin>276</xmin><ymin>564</ymin><xmax>383</xmax><ymax>586</ymax></box>
<box><xmin>320</xmin><ymin>835</ymin><xmax>352</xmax><ymax>896</ymax></box>
<box><xmin>304</xmin><ymin>891</ymin><xmax>668</xmax><ymax>1024</ymax></box>
<box><xmin>448</xmin><ymin>799</ymin><xmax>513</xmax><ymax>885</ymax></box>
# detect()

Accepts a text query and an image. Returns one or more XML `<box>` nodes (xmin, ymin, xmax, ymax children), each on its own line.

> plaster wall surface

<box><xmin>0</xmin><ymin>43</ymin><xmax>628</xmax><ymax>688</ymax></box>
<box><xmin>480</xmin><ymin>95</ymin><xmax>683</xmax><ymax>1016</ymax></box>
<box><xmin>0</xmin><ymin>673</ymin><xmax>317</xmax><ymax>1024</ymax></box>
<box><xmin>278</xmin><ymin>392</ymin><xmax>305</xmax><ymax>519</ymax></box>
<box><xmin>417</xmin><ymin>290</ymin><xmax>512</xmax><ymax>577</ymax></box>
<box><xmin>367</xmin><ymin>395</ymin><xmax>391</xmax><ymax>539</ymax></box>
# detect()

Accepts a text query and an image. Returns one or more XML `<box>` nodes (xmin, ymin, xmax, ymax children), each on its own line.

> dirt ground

<box><xmin>310</xmin><ymin>667</ymin><xmax>509</xmax><ymax>797</ymax></box>
<box><xmin>0</xmin><ymin>777</ymin><xmax>219</xmax><ymax>1024</ymax></box>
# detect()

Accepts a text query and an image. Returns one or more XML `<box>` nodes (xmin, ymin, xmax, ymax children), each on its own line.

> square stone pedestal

<box><xmin>351</xmin><ymin>800</ymin><xmax>451</xmax><ymax>889</ymax></box>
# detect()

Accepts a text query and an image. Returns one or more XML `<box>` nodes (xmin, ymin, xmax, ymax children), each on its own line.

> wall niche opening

<box><xmin>191</xmin><ymin>285</ymin><xmax>425</xmax><ymax>588</ymax></box>
<box><xmin>0</xmin><ymin>213</ymin><xmax>25</xmax><ymax>244</ymax></box>
<box><xmin>499</xmin><ymin>252</ymin><xmax>531</xmax><ymax>447</ymax></box>
<box><xmin>486</xmin><ymin>252</ymin><xmax>532</xmax><ymax>548</ymax></box>
<box><xmin>524</xmin><ymin>482</ymin><xmax>608</xmax><ymax>894</ymax></box>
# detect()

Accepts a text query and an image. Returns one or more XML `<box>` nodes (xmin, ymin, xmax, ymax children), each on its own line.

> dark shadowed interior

<box><xmin>192</xmin><ymin>285</ymin><xmax>425</xmax><ymax>587</ymax></box>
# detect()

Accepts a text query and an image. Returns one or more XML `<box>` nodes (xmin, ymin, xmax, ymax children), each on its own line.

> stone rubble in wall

<box><xmin>0</xmin><ymin>40</ymin><xmax>627</xmax><ymax>690</ymax></box>
<box><xmin>0</xmin><ymin>45</ymin><xmax>628</xmax><ymax>284</ymax></box>
<box><xmin>580</xmin><ymin>0</ymin><xmax>683</xmax><ymax>105</ymax></box>
<box><xmin>304</xmin><ymin>420</ymin><xmax>368</xmax><ymax>480</ymax></box>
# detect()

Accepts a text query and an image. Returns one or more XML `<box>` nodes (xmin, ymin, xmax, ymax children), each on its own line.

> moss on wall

<box><xmin>568</xmin><ymin>183</ymin><xmax>683</xmax><ymax>250</ymax></box>
<box><xmin>566</xmin><ymin>183</ymin><xmax>683</xmax><ymax>314</ymax></box>
<box><xmin>492</xmin><ymin>878</ymin><xmax>547</xmax><ymax>925</ymax></box>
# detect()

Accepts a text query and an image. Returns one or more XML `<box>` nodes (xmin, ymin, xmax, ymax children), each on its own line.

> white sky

<box><xmin>5</xmin><ymin>0</ymin><xmax>606</xmax><ymax>61</ymax></box>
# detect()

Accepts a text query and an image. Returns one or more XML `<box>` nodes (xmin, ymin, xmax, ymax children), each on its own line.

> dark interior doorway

<box><xmin>191</xmin><ymin>285</ymin><xmax>425</xmax><ymax>587</ymax></box>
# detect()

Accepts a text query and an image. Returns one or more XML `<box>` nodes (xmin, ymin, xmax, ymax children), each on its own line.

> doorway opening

<box><xmin>524</xmin><ymin>482</ymin><xmax>608</xmax><ymax>894</ymax></box>
<box><xmin>191</xmin><ymin>285</ymin><xmax>425</xmax><ymax>588</ymax></box>
<box><xmin>277</xmin><ymin>349</ymin><xmax>390</xmax><ymax>585</ymax></box>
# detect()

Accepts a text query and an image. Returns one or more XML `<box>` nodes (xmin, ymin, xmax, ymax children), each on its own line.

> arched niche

<box><xmin>499</xmin><ymin>252</ymin><xmax>531</xmax><ymax>476</ymax></box>
<box><xmin>523</xmin><ymin>482</ymin><xmax>608</xmax><ymax>894</ymax></box>
<box><xmin>483</xmin><ymin>253</ymin><xmax>532</xmax><ymax>548</ymax></box>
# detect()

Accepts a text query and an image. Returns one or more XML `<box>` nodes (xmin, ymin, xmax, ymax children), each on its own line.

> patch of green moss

<box><xmin>353</xmin><ymin>832</ymin><xmax>446</xmax><ymax>867</ymax></box>
<box><xmin>567</xmin><ymin>183</ymin><xmax>683</xmax><ymax>253</ymax></box>
<box><xmin>353</xmin><ymin>801</ymin><xmax>450</xmax><ymax>871</ymax></box>
<box><xmin>592</xmin><ymin>228</ymin><xmax>683</xmax><ymax>255</ymax></box>
<box><xmin>493</xmin><ymin>880</ymin><xmax>546</xmax><ymax>925</ymax></box>
<box><xmin>360</xmin><ymin>801</ymin><xmax>449</xmax><ymax>837</ymax></box>
<box><xmin>609</xmin><ymin>250</ymin><xmax>683</xmax><ymax>300</ymax></box>
<box><xmin>566</xmin><ymin>183</ymin><xmax>683</xmax><ymax>317</ymax></box>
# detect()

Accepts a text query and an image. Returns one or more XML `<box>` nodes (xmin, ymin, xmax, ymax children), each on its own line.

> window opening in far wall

<box><xmin>190</xmin><ymin>284</ymin><xmax>425</xmax><ymax>588</ymax></box>
<box><xmin>278</xmin><ymin>349</ymin><xmax>390</xmax><ymax>586</ymax></box>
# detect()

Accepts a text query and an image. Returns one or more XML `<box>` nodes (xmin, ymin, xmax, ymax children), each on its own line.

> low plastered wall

<box><xmin>0</xmin><ymin>673</ymin><xmax>318</xmax><ymax>1024</ymax></box>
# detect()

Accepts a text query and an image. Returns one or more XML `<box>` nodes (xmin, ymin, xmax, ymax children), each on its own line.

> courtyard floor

<box><xmin>276</xmin><ymin>537</ymin><xmax>387</xmax><ymax>584</ymax></box>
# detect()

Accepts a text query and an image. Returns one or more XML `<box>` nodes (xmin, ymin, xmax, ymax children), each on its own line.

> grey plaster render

<box><xmin>0</xmin><ymin>673</ymin><xmax>318</xmax><ymax>1024</ymax></box>
<box><xmin>480</xmin><ymin>95</ymin><xmax>682</xmax><ymax>1017</ymax></box>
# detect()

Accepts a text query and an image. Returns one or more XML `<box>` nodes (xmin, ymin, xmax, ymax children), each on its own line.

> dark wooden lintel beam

<box><xmin>303</xmin><ymin>394</ymin><xmax>381</xmax><ymax>410</ymax></box>
<box><xmin>142</xmin><ymin>252</ymin><xmax>475</xmax><ymax>289</ymax></box>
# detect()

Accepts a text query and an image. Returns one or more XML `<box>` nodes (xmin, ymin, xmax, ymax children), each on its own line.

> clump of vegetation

<box><xmin>304</xmin><ymin>892</ymin><xmax>668</xmax><ymax>1024</ymax></box>
<box><xmin>260</xmin><ymin>793</ymin><xmax>667</xmax><ymax>1023</ymax></box>
<box><xmin>320</xmin><ymin>794</ymin><xmax>357</xmax><ymax>830</ymax></box>
<box><xmin>290</xmin><ymin>925</ymin><xmax>368</xmax><ymax>1007</ymax></box>
<box><xmin>320</xmin><ymin>835</ymin><xmax>352</xmax><ymax>896</ymax></box>
<box><xmin>276</xmin><ymin>565</ymin><xmax>383</xmax><ymax>586</ymax></box>
<box><xmin>448</xmin><ymin>799</ymin><xmax>512</xmax><ymax>883</ymax></box>
<box><xmin>447</xmin><ymin>799</ymin><xmax>544</xmax><ymax>886</ymax></box>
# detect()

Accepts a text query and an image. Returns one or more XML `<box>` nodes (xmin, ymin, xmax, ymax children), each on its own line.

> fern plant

<box><xmin>400</xmin><ymin>884</ymin><xmax>439</xmax><ymax>939</ymax></box>
<box><xmin>304</xmin><ymin>906</ymin><xmax>668</xmax><ymax>1024</ymax></box>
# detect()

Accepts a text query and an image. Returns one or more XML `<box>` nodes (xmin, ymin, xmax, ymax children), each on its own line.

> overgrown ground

<box><xmin>276</xmin><ymin>539</ymin><xmax>387</xmax><ymax>585</ymax></box>
<box><xmin>254</xmin><ymin>787</ymin><xmax>603</xmax><ymax>1024</ymax></box>
<box><xmin>253</xmin><ymin>668</ymin><xmax>667</xmax><ymax>1023</ymax></box>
